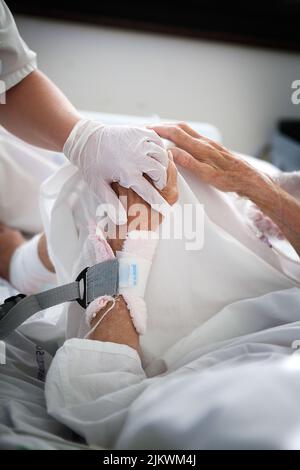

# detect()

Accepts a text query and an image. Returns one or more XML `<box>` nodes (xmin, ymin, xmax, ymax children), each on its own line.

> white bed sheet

<box><xmin>1</xmin><ymin>113</ymin><xmax>300</xmax><ymax>450</ymax></box>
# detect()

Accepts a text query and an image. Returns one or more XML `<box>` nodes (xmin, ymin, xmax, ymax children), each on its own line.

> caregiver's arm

<box><xmin>0</xmin><ymin>70</ymin><xmax>80</xmax><ymax>151</ymax></box>
<box><xmin>151</xmin><ymin>122</ymin><xmax>300</xmax><ymax>257</ymax></box>
<box><xmin>0</xmin><ymin>0</ymin><xmax>169</xmax><ymax>223</ymax></box>
<box><xmin>0</xmin><ymin>69</ymin><xmax>169</xmax><ymax>222</ymax></box>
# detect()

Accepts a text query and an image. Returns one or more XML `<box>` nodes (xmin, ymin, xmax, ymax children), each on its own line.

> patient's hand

<box><xmin>109</xmin><ymin>155</ymin><xmax>178</xmax><ymax>253</ymax></box>
<box><xmin>149</xmin><ymin>122</ymin><xmax>265</xmax><ymax>196</ymax></box>
<box><xmin>150</xmin><ymin>122</ymin><xmax>300</xmax><ymax>257</ymax></box>
<box><xmin>90</xmin><ymin>156</ymin><xmax>177</xmax><ymax>351</ymax></box>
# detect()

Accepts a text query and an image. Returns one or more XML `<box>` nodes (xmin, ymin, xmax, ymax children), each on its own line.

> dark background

<box><xmin>7</xmin><ymin>0</ymin><xmax>300</xmax><ymax>52</ymax></box>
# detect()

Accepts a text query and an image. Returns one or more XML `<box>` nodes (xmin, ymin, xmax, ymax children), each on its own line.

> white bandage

<box><xmin>84</xmin><ymin>227</ymin><xmax>158</xmax><ymax>336</ymax></box>
<box><xmin>9</xmin><ymin>234</ymin><xmax>56</xmax><ymax>295</ymax></box>
<box><xmin>118</xmin><ymin>255</ymin><xmax>152</xmax><ymax>298</ymax></box>
<box><xmin>117</xmin><ymin>230</ymin><xmax>158</xmax><ymax>334</ymax></box>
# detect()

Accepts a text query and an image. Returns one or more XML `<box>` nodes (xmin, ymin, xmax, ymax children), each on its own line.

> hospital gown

<box><xmin>46</xmin><ymin>287</ymin><xmax>300</xmax><ymax>450</ymax></box>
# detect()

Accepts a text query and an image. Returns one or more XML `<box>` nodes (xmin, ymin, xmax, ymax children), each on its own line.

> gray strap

<box><xmin>0</xmin><ymin>259</ymin><xmax>119</xmax><ymax>340</ymax></box>
<box><xmin>86</xmin><ymin>260</ymin><xmax>119</xmax><ymax>303</ymax></box>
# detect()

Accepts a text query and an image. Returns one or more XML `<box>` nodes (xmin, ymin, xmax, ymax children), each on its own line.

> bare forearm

<box><xmin>243</xmin><ymin>174</ymin><xmax>300</xmax><ymax>256</ymax></box>
<box><xmin>89</xmin><ymin>297</ymin><xmax>140</xmax><ymax>353</ymax></box>
<box><xmin>0</xmin><ymin>70</ymin><xmax>81</xmax><ymax>151</ymax></box>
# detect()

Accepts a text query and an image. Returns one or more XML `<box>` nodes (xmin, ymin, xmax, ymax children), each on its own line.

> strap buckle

<box><xmin>0</xmin><ymin>293</ymin><xmax>26</xmax><ymax>319</ymax></box>
<box><xmin>4</xmin><ymin>293</ymin><xmax>26</xmax><ymax>305</ymax></box>
<box><xmin>76</xmin><ymin>267</ymin><xmax>89</xmax><ymax>308</ymax></box>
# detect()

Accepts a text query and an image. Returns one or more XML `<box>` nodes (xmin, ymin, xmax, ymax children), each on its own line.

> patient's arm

<box><xmin>89</xmin><ymin>297</ymin><xmax>140</xmax><ymax>351</ymax></box>
<box><xmin>245</xmin><ymin>181</ymin><xmax>300</xmax><ymax>256</ymax></box>
<box><xmin>88</xmin><ymin>157</ymin><xmax>178</xmax><ymax>352</ymax></box>
<box><xmin>38</xmin><ymin>161</ymin><xmax>178</xmax><ymax>351</ymax></box>
<box><xmin>45</xmin><ymin>158</ymin><xmax>177</xmax><ymax>446</ymax></box>
<box><xmin>38</xmin><ymin>234</ymin><xmax>55</xmax><ymax>272</ymax></box>
<box><xmin>151</xmin><ymin>122</ymin><xmax>300</xmax><ymax>257</ymax></box>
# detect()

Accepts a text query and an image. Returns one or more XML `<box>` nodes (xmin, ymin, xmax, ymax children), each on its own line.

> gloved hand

<box><xmin>63</xmin><ymin>119</ymin><xmax>169</xmax><ymax>224</ymax></box>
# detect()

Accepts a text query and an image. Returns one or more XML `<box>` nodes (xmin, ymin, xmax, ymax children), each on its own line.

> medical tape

<box><xmin>117</xmin><ymin>253</ymin><xmax>152</xmax><ymax>298</ymax></box>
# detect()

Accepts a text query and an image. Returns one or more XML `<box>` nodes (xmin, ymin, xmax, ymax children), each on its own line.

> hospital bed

<box><xmin>1</xmin><ymin>112</ymin><xmax>299</xmax><ymax>450</ymax></box>
<box><xmin>0</xmin><ymin>112</ymin><xmax>221</xmax><ymax>449</ymax></box>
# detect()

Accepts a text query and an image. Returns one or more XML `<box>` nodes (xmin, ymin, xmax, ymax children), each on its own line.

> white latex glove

<box><xmin>63</xmin><ymin>119</ymin><xmax>169</xmax><ymax>224</ymax></box>
<box><xmin>248</xmin><ymin>171</ymin><xmax>300</xmax><ymax>240</ymax></box>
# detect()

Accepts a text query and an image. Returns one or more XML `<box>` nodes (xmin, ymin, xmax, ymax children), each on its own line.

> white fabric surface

<box><xmin>40</xmin><ymin>149</ymin><xmax>300</xmax><ymax>356</ymax></box>
<box><xmin>1</xmin><ymin>113</ymin><xmax>300</xmax><ymax>449</ymax></box>
<box><xmin>0</xmin><ymin>113</ymin><xmax>228</xmax><ymax>450</ymax></box>
<box><xmin>117</xmin><ymin>309</ymin><xmax>300</xmax><ymax>450</ymax></box>
<box><xmin>0</xmin><ymin>0</ymin><xmax>37</xmax><ymax>91</ymax></box>
<box><xmin>45</xmin><ymin>288</ymin><xmax>300</xmax><ymax>449</ymax></box>
<box><xmin>0</xmin><ymin>276</ymin><xmax>16</xmax><ymax>302</ymax></box>
<box><xmin>0</xmin><ymin>325</ymin><xmax>88</xmax><ymax>449</ymax></box>
<box><xmin>40</xmin><ymin>123</ymin><xmax>300</xmax><ymax>447</ymax></box>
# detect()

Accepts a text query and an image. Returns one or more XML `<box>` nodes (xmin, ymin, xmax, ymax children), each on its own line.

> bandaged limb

<box><xmin>0</xmin><ymin>224</ymin><xmax>55</xmax><ymax>293</ymax></box>
<box><xmin>0</xmin><ymin>154</ymin><xmax>177</xmax><ymax>339</ymax></box>
<box><xmin>84</xmin><ymin>156</ymin><xmax>177</xmax><ymax>345</ymax></box>
<box><xmin>9</xmin><ymin>232</ymin><xmax>56</xmax><ymax>294</ymax></box>
<box><xmin>45</xmin><ymin>158</ymin><xmax>178</xmax><ymax>446</ymax></box>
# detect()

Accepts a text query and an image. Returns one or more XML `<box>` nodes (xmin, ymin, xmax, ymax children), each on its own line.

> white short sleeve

<box><xmin>0</xmin><ymin>1</ymin><xmax>37</xmax><ymax>92</ymax></box>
